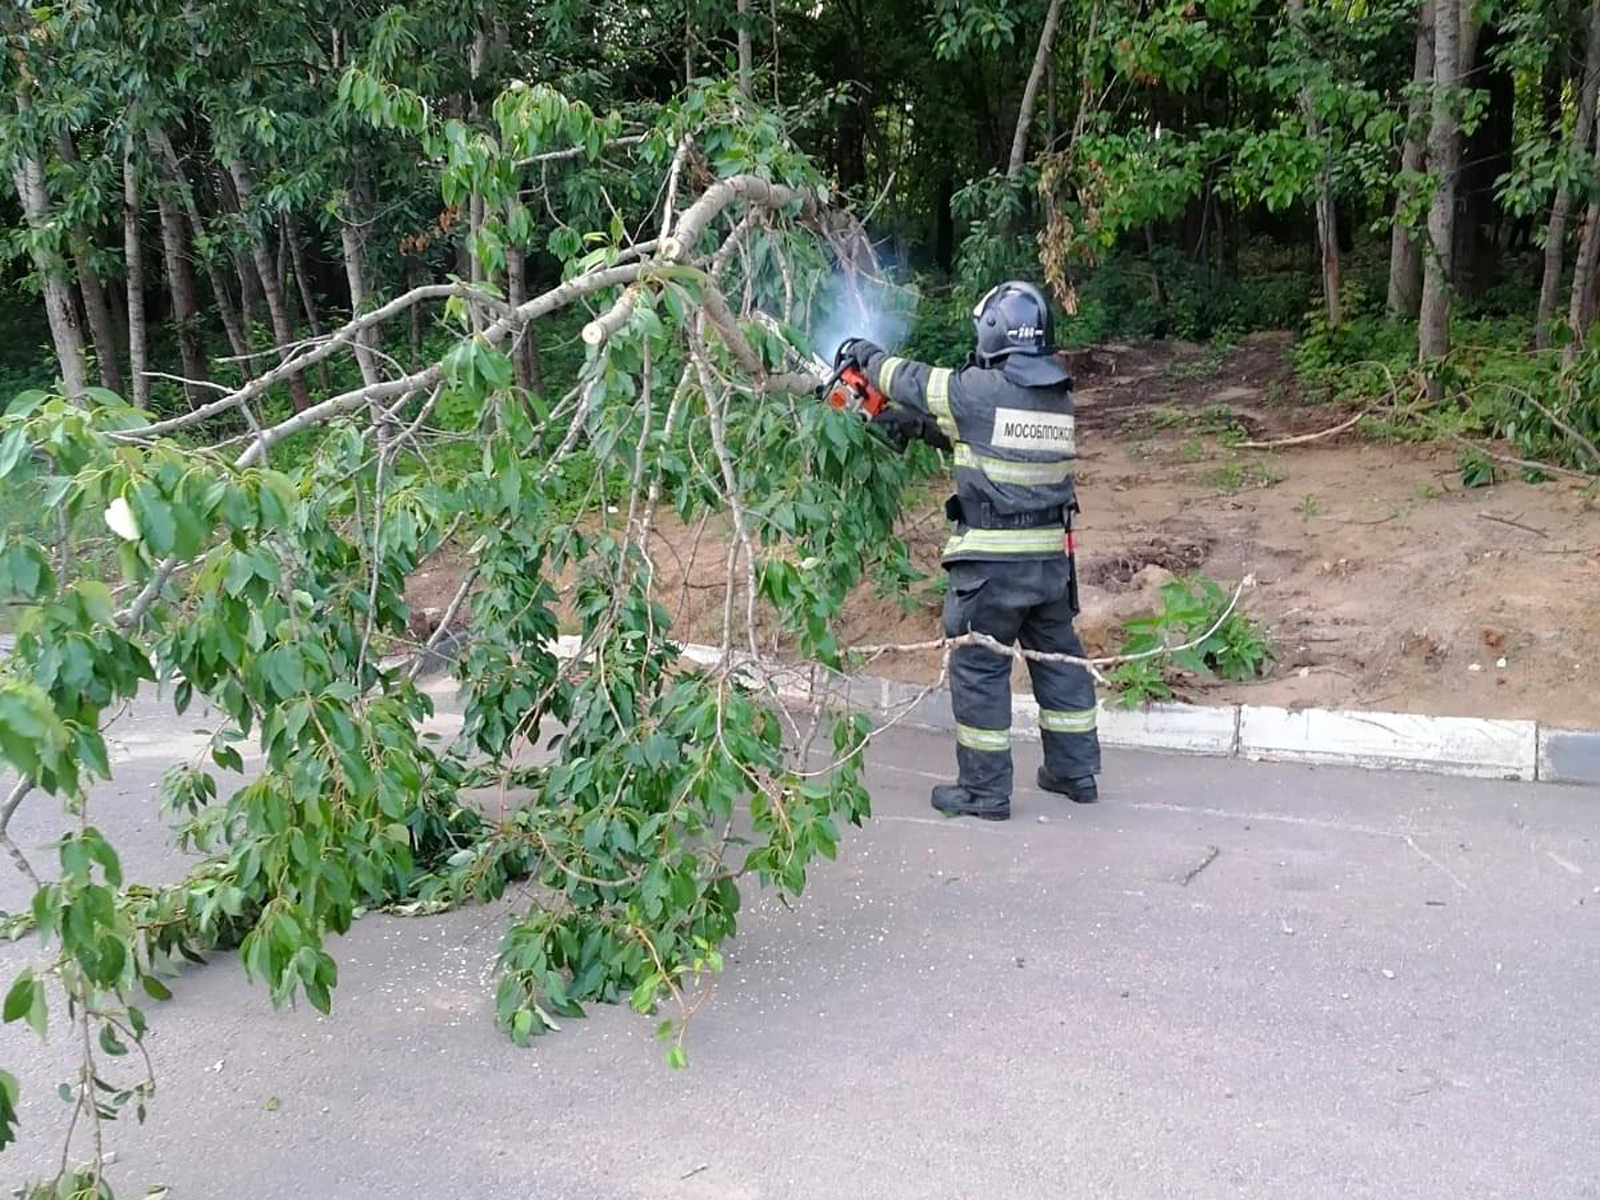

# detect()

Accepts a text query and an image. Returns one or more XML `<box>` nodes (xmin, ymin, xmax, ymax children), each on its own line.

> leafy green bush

<box><xmin>1061</xmin><ymin>243</ymin><xmax>1315</xmax><ymax>345</ymax></box>
<box><xmin>950</xmin><ymin>170</ymin><xmax>1041</xmax><ymax>294</ymax></box>
<box><xmin>899</xmin><ymin>280</ymin><xmax>975</xmax><ymax>365</ymax></box>
<box><xmin>1108</xmin><ymin>575</ymin><xmax>1272</xmax><ymax>707</ymax></box>
<box><xmin>1294</xmin><ymin>305</ymin><xmax>1600</xmax><ymax>476</ymax></box>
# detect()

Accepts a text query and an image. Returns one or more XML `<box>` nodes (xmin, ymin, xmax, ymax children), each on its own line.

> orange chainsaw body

<box><xmin>825</xmin><ymin>364</ymin><xmax>889</xmax><ymax>420</ymax></box>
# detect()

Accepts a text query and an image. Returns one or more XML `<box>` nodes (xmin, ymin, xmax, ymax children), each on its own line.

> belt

<box><xmin>946</xmin><ymin>496</ymin><xmax>1065</xmax><ymax>530</ymax></box>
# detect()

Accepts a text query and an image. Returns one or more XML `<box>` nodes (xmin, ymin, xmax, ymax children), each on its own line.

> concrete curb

<box><xmin>1538</xmin><ymin>727</ymin><xmax>1600</xmax><ymax>786</ymax></box>
<box><xmin>421</xmin><ymin>635</ymin><xmax>1589</xmax><ymax>787</ymax></box>
<box><xmin>864</xmin><ymin>676</ymin><xmax>1543</xmax><ymax>782</ymax></box>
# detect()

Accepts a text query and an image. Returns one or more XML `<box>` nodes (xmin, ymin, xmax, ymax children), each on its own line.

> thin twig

<box><xmin>514</xmin><ymin>133</ymin><xmax>645</xmax><ymax>168</ymax></box>
<box><xmin>658</xmin><ymin>134</ymin><xmax>694</xmax><ymax>243</ymax></box>
<box><xmin>0</xmin><ymin>777</ymin><xmax>39</xmax><ymax>886</ymax></box>
<box><xmin>1179</xmin><ymin>845</ymin><xmax>1221</xmax><ymax>886</ymax></box>
<box><xmin>1442</xmin><ymin>432</ymin><xmax>1595</xmax><ymax>482</ymax></box>
<box><xmin>1236</xmin><ymin>409</ymin><xmax>1365</xmax><ymax>450</ymax></box>
<box><xmin>848</xmin><ymin>575</ymin><xmax>1255</xmax><ymax>686</ymax></box>
<box><xmin>1476</xmin><ymin>512</ymin><xmax>1549</xmax><ymax>539</ymax></box>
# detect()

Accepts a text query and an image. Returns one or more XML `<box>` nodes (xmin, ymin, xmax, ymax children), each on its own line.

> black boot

<box><xmin>1037</xmin><ymin>767</ymin><xmax>1098</xmax><ymax>804</ymax></box>
<box><xmin>930</xmin><ymin>784</ymin><xmax>1011</xmax><ymax>821</ymax></box>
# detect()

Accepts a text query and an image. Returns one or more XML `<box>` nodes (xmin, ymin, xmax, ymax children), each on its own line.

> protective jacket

<box><xmin>852</xmin><ymin>343</ymin><xmax>1078</xmax><ymax>563</ymax></box>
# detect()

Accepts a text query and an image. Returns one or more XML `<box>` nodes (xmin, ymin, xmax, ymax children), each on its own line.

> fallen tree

<box><xmin>0</xmin><ymin>80</ymin><xmax>932</xmax><ymax>1194</ymax></box>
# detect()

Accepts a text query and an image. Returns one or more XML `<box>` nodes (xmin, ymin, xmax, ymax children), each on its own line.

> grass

<box><xmin>1164</xmin><ymin>341</ymin><xmax>1232</xmax><ymax>381</ymax></box>
<box><xmin>1141</xmin><ymin>403</ymin><xmax>1251</xmax><ymax>443</ymax></box>
<box><xmin>1200</xmin><ymin>459</ymin><xmax>1284</xmax><ymax>492</ymax></box>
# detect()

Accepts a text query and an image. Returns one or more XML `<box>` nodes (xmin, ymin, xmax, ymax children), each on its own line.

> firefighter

<box><xmin>838</xmin><ymin>280</ymin><xmax>1100</xmax><ymax>820</ymax></box>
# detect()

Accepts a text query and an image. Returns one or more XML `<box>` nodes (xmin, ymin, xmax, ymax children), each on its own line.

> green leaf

<box><xmin>0</xmin><ymin>427</ymin><xmax>28</xmax><ymax>479</ymax></box>
<box><xmin>0</xmin><ymin>542</ymin><xmax>52</xmax><ymax>599</ymax></box>
<box><xmin>474</xmin><ymin>343</ymin><xmax>513</xmax><ymax>390</ymax></box>
<box><xmin>140</xmin><ymin>975</ymin><xmax>173</xmax><ymax>1002</ymax></box>
<box><xmin>99</xmin><ymin>1022</ymin><xmax>129</xmax><ymax>1056</ymax></box>
<box><xmin>0</xmin><ymin>1068</ymin><xmax>16</xmax><ymax>1150</ymax></box>
<box><xmin>131</xmin><ymin>481</ymin><xmax>177</xmax><ymax>555</ymax></box>
<box><xmin>2</xmin><ymin>973</ymin><xmax>46</xmax><ymax>1038</ymax></box>
<box><xmin>256</xmin><ymin>471</ymin><xmax>298</xmax><ymax>528</ymax></box>
<box><xmin>212</xmin><ymin>741</ymin><xmax>245</xmax><ymax>772</ymax></box>
<box><xmin>84</xmin><ymin>828</ymin><xmax>123</xmax><ymax>886</ymax></box>
<box><xmin>77</xmin><ymin>580</ymin><xmax>116</xmax><ymax>626</ymax></box>
<box><xmin>6</xmin><ymin>389</ymin><xmax>48</xmax><ymax>416</ymax></box>
<box><xmin>76</xmin><ymin>729</ymin><xmax>111</xmax><ymax>781</ymax></box>
<box><xmin>3</xmin><ymin>972</ymin><xmax>36</xmax><ymax>1024</ymax></box>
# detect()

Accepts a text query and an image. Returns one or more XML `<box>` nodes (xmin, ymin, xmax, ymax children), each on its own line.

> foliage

<box><xmin>1108</xmin><ymin>575</ymin><xmax>1272</xmax><ymax>708</ymax></box>
<box><xmin>4</xmin><ymin>0</ymin><xmax>1600</xmax><ymax>1187</ymax></box>
<box><xmin>0</xmin><ymin>72</ymin><xmax>918</xmax><ymax>1193</ymax></box>
<box><xmin>1296</xmin><ymin>305</ymin><xmax>1600</xmax><ymax>476</ymax></box>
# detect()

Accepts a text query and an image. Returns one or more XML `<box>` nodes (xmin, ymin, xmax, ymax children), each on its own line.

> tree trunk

<box><xmin>338</xmin><ymin>201</ymin><xmax>382</xmax><ymax>389</ymax></box>
<box><xmin>405</xmin><ymin>259</ymin><xmax>424</xmax><ymax>369</ymax></box>
<box><xmin>467</xmin><ymin>191</ymin><xmax>487</xmax><ymax>333</ymax></box>
<box><xmin>1288</xmin><ymin>0</ymin><xmax>1342</xmax><ymax>329</ymax></box>
<box><xmin>1538</xmin><ymin>0</ymin><xmax>1600</xmax><ymax>349</ymax></box>
<box><xmin>769</xmin><ymin>0</ymin><xmax>781</xmax><ymax>105</ymax></box>
<box><xmin>1419</xmin><ymin>0</ymin><xmax>1461</xmax><ymax>404</ymax></box>
<box><xmin>150</xmin><ymin>171</ymin><xmax>211</xmax><ymax>404</ymax></box>
<box><xmin>684</xmin><ymin>0</ymin><xmax>694</xmax><ymax>87</ymax></box>
<box><xmin>1566</xmin><ymin>117</ymin><xmax>1600</xmax><ymax>363</ymax></box>
<box><xmin>212</xmin><ymin>163</ymin><xmax>265</xmax><ymax>331</ymax></box>
<box><xmin>1388</xmin><ymin>0</ymin><xmax>1435</xmax><ymax>319</ymax></box>
<box><xmin>233</xmin><ymin>245</ymin><xmax>265</xmax><ymax>332</ymax></box>
<box><xmin>276</xmin><ymin>232</ymin><xmax>291</xmax><ymax>314</ymax></box>
<box><xmin>736</xmin><ymin>0</ymin><xmax>753</xmax><ymax>97</ymax></box>
<box><xmin>283</xmin><ymin>213</ymin><xmax>323</xmax><ymax>341</ymax></box>
<box><xmin>148</xmin><ymin>129</ymin><xmax>257</xmax><ymax>379</ymax></box>
<box><xmin>64</xmin><ymin>227</ymin><xmax>124</xmax><ymax>395</ymax></box>
<box><xmin>282</xmin><ymin>213</ymin><xmax>331</xmax><ymax>388</ymax></box>
<box><xmin>122</xmin><ymin>137</ymin><xmax>151</xmax><ymax>407</ymax></box>
<box><xmin>506</xmin><ymin>244</ymin><xmax>541</xmax><ymax>396</ymax></box>
<box><xmin>10</xmin><ymin>155</ymin><xmax>89</xmax><ymax>398</ymax></box>
<box><xmin>55</xmin><ymin>133</ymin><xmax>126</xmax><ymax>395</ymax></box>
<box><xmin>227</xmin><ymin>160</ymin><xmax>312</xmax><ymax>411</ymax></box>
<box><xmin>1007</xmin><ymin>0</ymin><xmax>1065</xmax><ymax>180</ymax></box>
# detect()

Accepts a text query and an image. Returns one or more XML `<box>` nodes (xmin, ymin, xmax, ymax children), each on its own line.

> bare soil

<box><xmin>409</xmin><ymin>332</ymin><xmax>1600</xmax><ymax>727</ymax></box>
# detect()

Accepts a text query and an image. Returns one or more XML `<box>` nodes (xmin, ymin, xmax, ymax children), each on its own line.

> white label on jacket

<box><xmin>989</xmin><ymin>408</ymin><xmax>1076</xmax><ymax>452</ymax></box>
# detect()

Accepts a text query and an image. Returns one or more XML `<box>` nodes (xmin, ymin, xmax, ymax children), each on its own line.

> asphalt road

<box><xmin>2</xmin><ymin>701</ymin><xmax>1597</xmax><ymax>1199</ymax></box>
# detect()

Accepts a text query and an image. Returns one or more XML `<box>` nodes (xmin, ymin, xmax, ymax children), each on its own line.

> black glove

<box><xmin>919</xmin><ymin>414</ymin><xmax>953</xmax><ymax>454</ymax></box>
<box><xmin>872</xmin><ymin>404</ymin><xmax>952</xmax><ymax>454</ymax></box>
<box><xmin>835</xmin><ymin>337</ymin><xmax>881</xmax><ymax>371</ymax></box>
<box><xmin>871</xmin><ymin>404</ymin><xmax>920</xmax><ymax>452</ymax></box>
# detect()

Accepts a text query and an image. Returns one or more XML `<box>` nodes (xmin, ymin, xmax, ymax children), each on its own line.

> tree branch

<box><xmin>0</xmin><ymin>777</ymin><xmax>39</xmax><ymax>887</ymax></box>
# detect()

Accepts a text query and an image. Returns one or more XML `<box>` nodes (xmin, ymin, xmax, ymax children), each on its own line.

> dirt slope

<box><xmin>409</xmin><ymin>333</ymin><xmax>1599</xmax><ymax>727</ymax></box>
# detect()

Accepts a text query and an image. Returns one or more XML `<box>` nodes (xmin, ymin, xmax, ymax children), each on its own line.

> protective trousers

<box><xmin>942</xmin><ymin>556</ymin><xmax>1101</xmax><ymax>799</ymax></box>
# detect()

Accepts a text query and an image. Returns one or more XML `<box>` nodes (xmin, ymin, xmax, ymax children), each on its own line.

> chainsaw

<box><xmin>813</xmin><ymin>346</ymin><xmax>951</xmax><ymax>453</ymax></box>
<box><xmin>815</xmin><ymin>353</ymin><xmax>890</xmax><ymax>420</ymax></box>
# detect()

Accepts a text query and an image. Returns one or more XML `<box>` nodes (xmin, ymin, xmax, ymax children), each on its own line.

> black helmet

<box><xmin>972</xmin><ymin>280</ymin><xmax>1071</xmax><ymax>387</ymax></box>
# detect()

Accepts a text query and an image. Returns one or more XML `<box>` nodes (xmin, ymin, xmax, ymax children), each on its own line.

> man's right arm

<box><xmin>839</xmin><ymin>340</ymin><xmax>960</xmax><ymax>446</ymax></box>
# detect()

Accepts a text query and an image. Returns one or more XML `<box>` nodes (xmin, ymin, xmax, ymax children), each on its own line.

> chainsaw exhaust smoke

<box><xmin>809</xmin><ymin>273</ymin><xmax>914</xmax><ymax>365</ymax></box>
